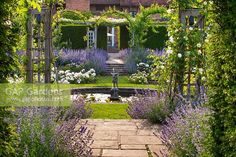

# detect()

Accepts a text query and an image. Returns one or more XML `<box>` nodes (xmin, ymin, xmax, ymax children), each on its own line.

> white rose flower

<box><xmin>63</xmin><ymin>80</ymin><xmax>70</xmax><ymax>84</ymax></box>
<box><xmin>198</xmin><ymin>50</ymin><xmax>202</xmax><ymax>54</ymax></box>
<box><xmin>65</xmin><ymin>70</ymin><xmax>70</xmax><ymax>74</ymax></box>
<box><xmin>59</xmin><ymin>70</ymin><xmax>64</xmax><ymax>75</ymax></box>
<box><xmin>177</xmin><ymin>53</ymin><xmax>182</xmax><ymax>58</ymax></box>
<box><xmin>169</xmin><ymin>36</ymin><xmax>174</xmax><ymax>43</ymax></box>
<box><xmin>202</xmin><ymin>76</ymin><xmax>206</xmax><ymax>81</ymax></box>
<box><xmin>197</xmin><ymin>43</ymin><xmax>202</xmax><ymax>48</ymax></box>
<box><xmin>199</xmin><ymin>68</ymin><xmax>204</xmax><ymax>74</ymax></box>
<box><xmin>166</xmin><ymin>49</ymin><xmax>173</xmax><ymax>54</ymax></box>
<box><xmin>77</xmin><ymin>79</ymin><xmax>81</xmax><ymax>84</ymax></box>
<box><xmin>167</xmin><ymin>9</ymin><xmax>172</xmax><ymax>14</ymax></box>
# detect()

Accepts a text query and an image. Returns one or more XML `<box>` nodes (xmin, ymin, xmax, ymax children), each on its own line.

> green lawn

<box><xmin>70</xmin><ymin>76</ymin><xmax>157</xmax><ymax>89</ymax></box>
<box><xmin>89</xmin><ymin>103</ymin><xmax>131</xmax><ymax>119</ymax></box>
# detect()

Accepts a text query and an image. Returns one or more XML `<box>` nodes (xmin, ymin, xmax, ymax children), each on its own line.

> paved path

<box><xmin>106</xmin><ymin>53</ymin><xmax>124</xmax><ymax>64</ymax></box>
<box><xmin>81</xmin><ymin>119</ymin><xmax>166</xmax><ymax>157</ymax></box>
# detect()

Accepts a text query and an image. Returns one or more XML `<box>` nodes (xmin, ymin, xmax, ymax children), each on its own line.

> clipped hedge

<box><xmin>60</xmin><ymin>25</ymin><xmax>168</xmax><ymax>50</ymax></box>
<box><xmin>120</xmin><ymin>25</ymin><xmax>130</xmax><ymax>49</ymax></box>
<box><xmin>61</xmin><ymin>25</ymin><xmax>87</xmax><ymax>49</ymax></box>
<box><xmin>144</xmin><ymin>26</ymin><xmax>168</xmax><ymax>50</ymax></box>
<box><xmin>97</xmin><ymin>26</ymin><xmax>107</xmax><ymax>49</ymax></box>
<box><xmin>207</xmin><ymin>0</ymin><xmax>236</xmax><ymax>156</ymax></box>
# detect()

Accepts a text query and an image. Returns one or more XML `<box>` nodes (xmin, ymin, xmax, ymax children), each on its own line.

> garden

<box><xmin>0</xmin><ymin>0</ymin><xmax>236</xmax><ymax>157</ymax></box>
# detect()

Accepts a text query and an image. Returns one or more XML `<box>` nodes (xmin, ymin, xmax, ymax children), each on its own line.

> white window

<box><xmin>107</xmin><ymin>27</ymin><xmax>115</xmax><ymax>47</ymax></box>
<box><xmin>88</xmin><ymin>30</ymin><xmax>95</xmax><ymax>48</ymax></box>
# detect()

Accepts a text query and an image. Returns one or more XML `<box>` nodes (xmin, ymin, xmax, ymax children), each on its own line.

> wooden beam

<box><xmin>26</xmin><ymin>9</ymin><xmax>33</xmax><ymax>83</ymax></box>
<box><xmin>44</xmin><ymin>7</ymin><xmax>52</xmax><ymax>83</ymax></box>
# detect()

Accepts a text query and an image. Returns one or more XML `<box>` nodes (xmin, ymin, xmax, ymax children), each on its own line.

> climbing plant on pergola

<box><xmin>99</xmin><ymin>4</ymin><xmax>167</xmax><ymax>48</ymax></box>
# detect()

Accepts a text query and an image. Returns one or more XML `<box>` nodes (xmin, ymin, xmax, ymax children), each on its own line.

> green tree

<box><xmin>207</xmin><ymin>0</ymin><xmax>236</xmax><ymax>156</ymax></box>
<box><xmin>0</xmin><ymin>0</ymin><xmax>19</xmax><ymax>156</ymax></box>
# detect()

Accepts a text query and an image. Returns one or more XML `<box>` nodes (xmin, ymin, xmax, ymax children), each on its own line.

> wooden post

<box><xmin>44</xmin><ymin>6</ymin><xmax>52</xmax><ymax>83</ymax></box>
<box><xmin>94</xmin><ymin>27</ymin><xmax>97</xmax><ymax>49</ymax></box>
<box><xmin>26</xmin><ymin>9</ymin><xmax>33</xmax><ymax>83</ymax></box>
<box><xmin>37</xmin><ymin>23</ymin><xmax>41</xmax><ymax>83</ymax></box>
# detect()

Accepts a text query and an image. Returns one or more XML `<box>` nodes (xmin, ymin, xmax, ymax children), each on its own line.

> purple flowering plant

<box><xmin>159</xmin><ymin>92</ymin><xmax>214</xmax><ymax>157</ymax></box>
<box><xmin>127</xmin><ymin>91</ymin><xmax>173</xmax><ymax>123</ymax></box>
<box><xmin>55</xmin><ymin>49</ymin><xmax>108</xmax><ymax>75</ymax></box>
<box><xmin>15</xmin><ymin>97</ymin><xmax>93</xmax><ymax>157</ymax></box>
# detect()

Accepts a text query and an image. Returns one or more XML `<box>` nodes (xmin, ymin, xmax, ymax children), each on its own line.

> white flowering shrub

<box><xmin>137</xmin><ymin>62</ymin><xmax>150</xmax><ymax>73</ymax></box>
<box><xmin>129</xmin><ymin>71</ymin><xmax>148</xmax><ymax>84</ymax></box>
<box><xmin>129</xmin><ymin>62</ymin><xmax>152</xmax><ymax>84</ymax></box>
<box><xmin>52</xmin><ymin>69</ymin><xmax>96</xmax><ymax>84</ymax></box>
<box><xmin>7</xmin><ymin>74</ymin><xmax>24</xmax><ymax>83</ymax></box>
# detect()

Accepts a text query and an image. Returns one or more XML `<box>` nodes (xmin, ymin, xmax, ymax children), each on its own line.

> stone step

<box><xmin>105</xmin><ymin>63</ymin><xmax>128</xmax><ymax>75</ymax></box>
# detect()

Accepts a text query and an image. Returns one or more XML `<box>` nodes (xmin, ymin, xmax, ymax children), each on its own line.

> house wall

<box><xmin>65</xmin><ymin>0</ymin><xmax>168</xmax><ymax>12</ymax></box>
<box><xmin>65</xmin><ymin>0</ymin><xmax>90</xmax><ymax>11</ymax></box>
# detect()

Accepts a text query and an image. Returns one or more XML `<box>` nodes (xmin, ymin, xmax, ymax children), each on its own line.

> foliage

<box><xmin>55</xmin><ymin>49</ymin><xmax>108</xmax><ymax>75</ymax></box>
<box><xmin>0</xmin><ymin>107</ymin><xmax>17</xmax><ymax>157</ymax></box>
<box><xmin>97</xmin><ymin>26</ymin><xmax>107</xmax><ymax>49</ymax></box>
<box><xmin>206</xmin><ymin>0</ymin><xmax>236</xmax><ymax>156</ymax></box>
<box><xmin>60</xmin><ymin>25</ymin><xmax>87</xmax><ymax>49</ymax></box>
<box><xmin>127</xmin><ymin>92</ymin><xmax>173</xmax><ymax>123</ymax></box>
<box><xmin>101</xmin><ymin>5</ymin><xmax>166</xmax><ymax>48</ymax></box>
<box><xmin>151</xmin><ymin>0</ymin><xmax>208</xmax><ymax>97</ymax></box>
<box><xmin>61</xmin><ymin>10</ymin><xmax>92</xmax><ymax>22</ymax></box>
<box><xmin>160</xmin><ymin>104</ymin><xmax>214</xmax><ymax>157</ymax></box>
<box><xmin>144</xmin><ymin>26</ymin><xmax>168</xmax><ymax>49</ymax></box>
<box><xmin>0</xmin><ymin>0</ymin><xmax>19</xmax><ymax>156</ymax></box>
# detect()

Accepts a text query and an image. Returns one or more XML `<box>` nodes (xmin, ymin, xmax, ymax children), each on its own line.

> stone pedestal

<box><xmin>109</xmin><ymin>87</ymin><xmax>120</xmax><ymax>101</ymax></box>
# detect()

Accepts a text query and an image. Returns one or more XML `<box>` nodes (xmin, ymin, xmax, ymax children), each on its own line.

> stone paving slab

<box><xmin>96</xmin><ymin>125</ymin><xmax>137</xmax><ymax>131</ymax></box>
<box><xmin>93</xmin><ymin>131</ymin><xmax>118</xmax><ymax>140</ymax></box>
<box><xmin>148</xmin><ymin>145</ymin><xmax>167</xmax><ymax>157</ymax></box>
<box><xmin>92</xmin><ymin>140</ymin><xmax>119</xmax><ymax>149</ymax></box>
<box><xmin>121</xmin><ymin>145</ymin><xmax>146</xmax><ymax>150</ymax></box>
<box><xmin>121</xmin><ymin>135</ymin><xmax>162</xmax><ymax>145</ymax></box>
<box><xmin>102</xmin><ymin>150</ymin><xmax>148</xmax><ymax>157</ymax></box>
<box><xmin>92</xmin><ymin>149</ymin><xmax>102</xmax><ymax>157</ymax></box>
<box><xmin>83</xmin><ymin>119</ymin><xmax>164</xmax><ymax>157</ymax></box>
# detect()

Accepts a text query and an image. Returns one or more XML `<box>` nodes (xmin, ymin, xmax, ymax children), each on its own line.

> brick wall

<box><xmin>65</xmin><ymin>0</ymin><xmax>90</xmax><ymax>11</ymax></box>
<box><xmin>65</xmin><ymin>0</ymin><xmax>168</xmax><ymax>11</ymax></box>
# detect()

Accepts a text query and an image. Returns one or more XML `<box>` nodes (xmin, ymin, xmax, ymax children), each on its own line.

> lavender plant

<box><xmin>159</xmin><ymin>89</ymin><xmax>213</xmax><ymax>157</ymax></box>
<box><xmin>56</xmin><ymin>119</ymin><xmax>93</xmax><ymax>157</ymax></box>
<box><xmin>55</xmin><ymin>49</ymin><xmax>108</xmax><ymax>75</ymax></box>
<box><xmin>160</xmin><ymin>104</ymin><xmax>214</xmax><ymax>157</ymax></box>
<box><xmin>127</xmin><ymin>92</ymin><xmax>173</xmax><ymax>123</ymax></box>
<box><xmin>15</xmin><ymin>107</ymin><xmax>59</xmax><ymax>157</ymax></box>
<box><xmin>63</xmin><ymin>96</ymin><xmax>92</xmax><ymax>120</ymax></box>
<box><xmin>15</xmin><ymin>106</ymin><xmax>93</xmax><ymax>157</ymax></box>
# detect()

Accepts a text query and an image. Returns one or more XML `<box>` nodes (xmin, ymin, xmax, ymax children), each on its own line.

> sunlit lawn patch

<box><xmin>89</xmin><ymin>103</ymin><xmax>131</xmax><ymax>119</ymax></box>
